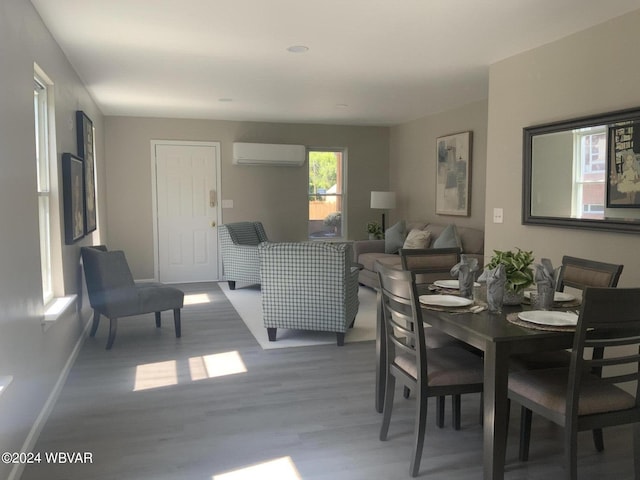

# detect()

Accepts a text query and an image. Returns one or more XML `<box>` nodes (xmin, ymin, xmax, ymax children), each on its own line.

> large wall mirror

<box><xmin>523</xmin><ymin>107</ymin><xmax>640</xmax><ymax>233</ymax></box>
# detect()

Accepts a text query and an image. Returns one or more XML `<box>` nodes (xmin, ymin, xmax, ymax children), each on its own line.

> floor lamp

<box><xmin>370</xmin><ymin>191</ymin><xmax>396</xmax><ymax>233</ymax></box>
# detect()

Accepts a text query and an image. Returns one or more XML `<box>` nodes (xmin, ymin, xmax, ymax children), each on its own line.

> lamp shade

<box><xmin>370</xmin><ymin>191</ymin><xmax>396</xmax><ymax>210</ymax></box>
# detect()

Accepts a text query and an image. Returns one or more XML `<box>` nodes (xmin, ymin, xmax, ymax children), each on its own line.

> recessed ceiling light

<box><xmin>287</xmin><ymin>45</ymin><xmax>309</xmax><ymax>53</ymax></box>
<box><xmin>218</xmin><ymin>98</ymin><xmax>233</xmax><ymax>102</ymax></box>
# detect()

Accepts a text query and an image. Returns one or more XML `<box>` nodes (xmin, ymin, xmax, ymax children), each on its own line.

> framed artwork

<box><xmin>76</xmin><ymin>111</ymin><xmax>97</xmax><ymax>233</ymax></box>
<box><xmin>436</xmin><ymin>131</ymin><xmax>472</xmax><ymax>216</ymax></box>
<box><xmin>62</xmin><ymin>153</ymin><xmax>85</xmax><ymax>244</ymax></box>
<box><xmin>607</xmin><ymin>122</ymin><xmax>640</xmax><ymax>207</ymax></box>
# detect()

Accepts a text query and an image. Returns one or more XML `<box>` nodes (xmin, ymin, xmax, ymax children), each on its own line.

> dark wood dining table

<box><xmin>374</xmin><ymin>293</ymin><xmax>576</xmax><ymax>480</ymax></box>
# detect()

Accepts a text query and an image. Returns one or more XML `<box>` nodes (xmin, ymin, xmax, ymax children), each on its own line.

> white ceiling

<box><xmin>31</xmin><ymin>0</ymin><xmax>640</xmax><ymax>126</ymax></box>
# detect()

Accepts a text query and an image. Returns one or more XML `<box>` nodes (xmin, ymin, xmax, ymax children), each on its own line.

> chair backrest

<box><xmin>558</xmin><ymin>255</ymin><xmax>623</xmax><ymax>292</ymax></box>
<box><xmin>222</xmin><ymin>221</ymin><xmax>268</xmax><ymax>246</ymax></box>
<box><xmin>81</xmin><ymin>247</ymin><xmax>135</xmax><ymax>308</ymax></box>
<box><xmin>378</xmin><ymin>264</ymin><xmax>426</xmax><ymax>384</ymax></box>
<box><xmin>399</xmin><ymin>247</ymin><xmax>461</xmax><ymax>285</ymax></box>
<box><xmin>568</xmin><ymin>287</ymin><xmax>640</xmax><ymax>420</ymax></box>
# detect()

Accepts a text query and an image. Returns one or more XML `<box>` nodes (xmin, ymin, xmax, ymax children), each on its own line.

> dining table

<box><xmin>374</xmin><ymin>288</ymin><xmax>577</xmax><ymax>480</ymax></box>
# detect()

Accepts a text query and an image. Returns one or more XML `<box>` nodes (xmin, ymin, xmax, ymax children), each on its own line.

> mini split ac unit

<box><xmin>232</xmin><ymin>142</ymin><xmax>306</xmax><ymax>166</ymax></box>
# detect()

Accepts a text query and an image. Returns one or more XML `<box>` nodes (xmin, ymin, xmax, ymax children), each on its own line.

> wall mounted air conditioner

<box><xmin>232</xmin><ymin>142</ymin><xmax>306</xmax><ymax>166</ymax></box>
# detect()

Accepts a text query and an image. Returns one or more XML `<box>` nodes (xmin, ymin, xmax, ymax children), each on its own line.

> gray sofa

<box><xmin>353</xmin><ymin>222</ymin><xmax>485</xmax><ymax>289</ymax></box>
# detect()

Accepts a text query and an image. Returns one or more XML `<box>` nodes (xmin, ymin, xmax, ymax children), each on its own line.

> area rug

<box><xmin>218</xmin><ymin>282</ymin><xmax>377</xmax><ymax>349</ymax></box>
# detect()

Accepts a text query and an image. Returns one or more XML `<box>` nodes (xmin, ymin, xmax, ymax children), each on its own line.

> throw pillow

<box><xmin>403</xmin><ymin>229</ymin><xmax>432</xmax><ymax>249</ymax></box>
<box><xmin>385</xmin><ymin>220</ymin><xmax>406</xmax><ymax>254</ymax></box>
<box><xmin>432</xmin><ymin>224</ymin><xmax>463</xmax><ymax>250</ymax></box>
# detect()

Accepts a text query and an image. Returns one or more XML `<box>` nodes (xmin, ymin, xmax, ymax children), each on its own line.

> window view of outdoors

<box><xmin>308</xmin><ymin>150</ymin><xmax>343</xmax><ymax>238</ymax></box>
<box><xmin>574</xmin><ymin>127</ymin><xmax>606</xmax><ymax>218</ymax></box>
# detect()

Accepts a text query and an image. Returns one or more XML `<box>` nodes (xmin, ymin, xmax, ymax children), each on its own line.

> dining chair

<box><xmin>399</xmin><ymin>247</ymin><xmax>474</xmax><ymax>428</ymax></box>
<box><xmin>508</xmin><ymin>287</ymin><xmax>640</xmax><ymax>479</ymax></box>
<box><xmin>377</xmin><ymin>264</ymin><xmax>484</xmax><ymax>477</ymax></box>
<box><xmin>510</xmin><ymin>255</ymin><xmax>624</xmax><ymax>459</ymax></box>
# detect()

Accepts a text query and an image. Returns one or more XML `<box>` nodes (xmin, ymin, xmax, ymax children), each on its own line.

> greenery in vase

<box><xmin>485</xmin><ymin>248</ymin><xmax>534</xmax><ymax>293</ymax></box>
<box><xmin>366</xmin><ymin>221</ymin><xmax>383</xmax><ymax>239</ymax></box>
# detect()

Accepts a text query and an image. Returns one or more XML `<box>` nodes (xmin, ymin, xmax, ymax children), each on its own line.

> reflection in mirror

<box><xmin>523</xmin><ymin>107</ymin><xmax>640</xmax><ymax>233</ymax></box>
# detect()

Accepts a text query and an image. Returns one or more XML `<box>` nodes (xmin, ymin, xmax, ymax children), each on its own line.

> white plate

<box><xmin>517</xmin><ymin>310</ymin><xmax>578</xmax><ymax>327</ymax></box>
<box><xmin>524</xmin><ymin>291</ymin><xmax>575</xmax><ymax>302</ymax></box>
<box><xmin>419</xmin><ymin>295</ymin><xmax>474</xmax><ymax>307</ymax></box>
<box><xmin>433</xmin><ymin>279</ymin><xmax>481</xmax><ymax>289</ymax></box>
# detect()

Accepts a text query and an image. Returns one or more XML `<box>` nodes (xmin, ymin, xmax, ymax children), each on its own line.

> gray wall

<box><xmin>0</xmin><ymin>1</ymin><xmax>104</xmax><ymax>478</ymax></box>
<box><xmin>104</xmin><ymin>117</ymin><xmax>390</xmax><ymax>279</ymax></box>
<box><xmin>389</xmin><ymin>99</ymin><xmax>488</xmax><ymax>234</ymax></box>
<box><xmin>485</xmin><ymin>8</ymin><xmax>640</xmax><ymax>287</ymax></box>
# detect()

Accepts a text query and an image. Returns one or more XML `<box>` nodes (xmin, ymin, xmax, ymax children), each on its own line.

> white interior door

<box><xmin>154</xmin><ymin>142</ymin><xmax>219</xmax><ymax>282</ymax></box>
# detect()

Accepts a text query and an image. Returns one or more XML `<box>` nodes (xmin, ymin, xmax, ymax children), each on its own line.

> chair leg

<box><xmin>155</xmin><ymin>311</ymin><xmax>161</xmax><ymax>328</ymax></box>
<box><xmin>519</xmin><ymin>406</ymin><xmax>532</xmax><ymax>462</ymax></box>
<box><xmin>633</xmin><ymin>422</ymin><xmax>640</xmax><ymax>480</ymax></box>
<box><xmin>452</xmin><ymin>394</ymin><xmax>461</xmax><ymax>430</ymax></box>
<box><xmin>173</xmin><ymin>308</ymin><xmax>181</xmax><ymax>338</ymax></box>
<box><xmin>228</xmin><ymin>281</ymin><xmax>236</xmax><ymax>290</ymax></box>
<box><xmin>267</xmin><ymin>327</ymin><xmax>277</xmax><ymax>341</ymax></box>
<box><xmin>592</xmin><ymin>429</ymin><xmax>604</xmax><ymax>452</ymax></box>
<box><xmin>336</xmin><ymin>332</ymin><xmax>345</xmax><ymax>346</ymax></box>
<box><xmin>90</xmin><ymin>310</ymin><xmax>101</xmax><ymax>337</ymax></box>
<box><xmin>380</xmin><ymin>375</ymin><xmax>396</xmax><ymax>441</ymax></box>
<box><xmin>436</xmin><ymin>396</ymin><xmax>445</xmax><ymax>428</ymax></box>
<box><xmin>564</xmin><ymin>424</ymin><xmax>579</xmax><ymax>480</ymax></box>
<box><xmin>106</xmin><ymin>317</ymin><xmax>118</xmax><ymax>350</ymax></box>
<box><xmin>410</xmin><ymin>386</ymin><xmax>428</xmax><ymax>477</ymax></box>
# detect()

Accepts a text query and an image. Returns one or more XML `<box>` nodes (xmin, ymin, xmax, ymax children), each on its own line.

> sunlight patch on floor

<box><xmin>213</xmin><ymin>456</ymin><xmax>301</xmax><ymax>480</ymax></box>
<box><xmin>183</xmin><ymin>293</ymin><xmax>213</xmax><ymax>305</ymax></box>
<box><xmin>189</xmin><ymin>351</ymin><xmax>247</xmax><ymax>380</ymax></box>
<box><xmin>134</xmin><ymin>351</ymin><xmax>247</xmax><ymax>390</ymax></box>
<box><xmin>133</xmin><ymin>360</ymin><xmax>177</xmax><ymax>391</ymax></box>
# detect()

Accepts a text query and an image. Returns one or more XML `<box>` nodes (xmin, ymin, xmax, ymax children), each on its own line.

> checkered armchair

<box><xmin>219</xmin><ymin>221</ymin><xmax>269</xmax><ymax>290</ymax></box>
<box><xmin>259</xmin><ymin>242</ymin><xmax>360</xmax><ymax>346</ymax></box>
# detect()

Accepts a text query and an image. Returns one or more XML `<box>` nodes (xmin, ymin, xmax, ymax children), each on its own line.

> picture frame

<box><xmin>607</xmin><ymin>122</ymin><xmax>640</xmax><ymax>208</ymax></box>
<box><xmin>436</xmin><ymin>131</ymin><xmax>472</xmax><ymax>216</ymax></box>
<box><xmin>76</xmin><ymin>110</ymin><xmax>97</xmax><ymax>234</ymax></box>
<box><xmin>62</xmin><ymin>153</ymin><xmax>85</xmax><ymax>244</ymax></box>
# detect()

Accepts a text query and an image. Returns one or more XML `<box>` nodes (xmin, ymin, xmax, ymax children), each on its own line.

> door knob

<box><xmin>211</xmin><ymin>221</ymin><xmax>216</xmax><ymax>227</ymax></box>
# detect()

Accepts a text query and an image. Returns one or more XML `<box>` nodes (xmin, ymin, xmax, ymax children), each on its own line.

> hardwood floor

<box><xmin>21</xmin><ymin>282</ymin><xmax>636</xmax><ymax>479</ymax></box>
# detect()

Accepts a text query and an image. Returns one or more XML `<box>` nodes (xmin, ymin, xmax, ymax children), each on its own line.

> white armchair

<box><xmin>258</xmin><ymin>242</ymin><xmax>360</xmax><ymax>346</ymax></box>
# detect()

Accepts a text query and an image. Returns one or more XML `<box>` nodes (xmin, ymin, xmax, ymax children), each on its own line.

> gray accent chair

<box><xmin>218</xmin><ymin>221</ymin><xmax>269</xmax><ymax>290</ymax></box>
<box><xmin>81</xmin><ymin>246</ymin><xmax>184</xmax><ymax>350</ymax></box>
<box><xmin>258</xmin><ymin>241</ymin><xmax>359</xmax><ymax>346</ymax></box>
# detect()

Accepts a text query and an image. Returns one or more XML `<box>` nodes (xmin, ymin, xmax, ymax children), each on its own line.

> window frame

<box><xmin>307</xmin><ymin>148</ymin><xmax>347</xmax><ymax>240</ymax></box>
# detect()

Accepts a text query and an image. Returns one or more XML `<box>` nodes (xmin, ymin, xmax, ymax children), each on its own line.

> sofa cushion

<box><xmin>432</xmin><ymin>224</ymin><xmax>462</xmax><ymax>250</ymax></box>
<box><xmin>403</xmin><ymin>229</ymin><xmax>432</xmax><ymax>249</ymax></box>
<box><xmin>385</xmin><ymin>220</ymin><xmax>406</xmax><ymax>254</ymax></box>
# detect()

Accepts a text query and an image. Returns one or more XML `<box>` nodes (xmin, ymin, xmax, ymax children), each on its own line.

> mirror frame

<box><xmin>523</xmin><ymin>106</ymin><xmax>640</xmax><ymax>234</ymax></box>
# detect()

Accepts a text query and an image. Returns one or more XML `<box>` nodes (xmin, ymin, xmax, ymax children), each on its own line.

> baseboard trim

<box><xmin>8</xmin><ymin>311</ymin><xmax>92</xmax><ymax>480</ymax></box>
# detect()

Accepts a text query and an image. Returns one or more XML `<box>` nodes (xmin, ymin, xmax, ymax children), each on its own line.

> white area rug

<box><xmin>219</xmin><ymin>282</ymin><xmax>377</xmax><ymax>349</ymax></box>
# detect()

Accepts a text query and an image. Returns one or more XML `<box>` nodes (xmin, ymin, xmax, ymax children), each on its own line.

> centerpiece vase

<box><xmin>503</xmin><ymin>289</ymin><xmax>524</xmax><ymax>306</ymax></box>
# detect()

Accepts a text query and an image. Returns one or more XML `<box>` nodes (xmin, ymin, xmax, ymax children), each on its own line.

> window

<box><xmin>308</xmin><ymin>149</ymin><xmax>345</xmax><ymax>239</ymax></box>
<box><xmin>34</xmin><ymin>74</ymin><xmax>53</xmax><ymax>304</ymax></box>
<box><xmin>572</xmin><ymin>127</ymin><xmax>606</xmax><ymax>219</ymax></box>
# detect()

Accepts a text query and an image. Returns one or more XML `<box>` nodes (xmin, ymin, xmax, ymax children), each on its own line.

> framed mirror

<box><xmin>523</xmin><ymin>107</ymin><xmax>640</xmax><ymax>233</ymax></box>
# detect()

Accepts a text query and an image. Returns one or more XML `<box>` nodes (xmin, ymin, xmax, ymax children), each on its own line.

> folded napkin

<box><xmin>478</xmin><ymin>264</ymin><xmax>506</xmax><ymax>313</ymax></box>
<box><xmin>450</xmin><ymin>254</ymin><xmax>479</xmax><ymax>298</ymax></box>
<box><xmin>535</xmin><ymin>258</ymin><xmax>559</xmax><ymax>291</ymax></box>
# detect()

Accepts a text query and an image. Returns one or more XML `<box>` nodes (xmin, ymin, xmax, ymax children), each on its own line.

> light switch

<box><xmin>493</xmin><ymin>207</ymin><xmax>504</xmax><ymax>224</ymax></box>
<box><xmin>221</xmin><ymin>199</ymin><xmax>234</xmax><ymax>209</ymax></box>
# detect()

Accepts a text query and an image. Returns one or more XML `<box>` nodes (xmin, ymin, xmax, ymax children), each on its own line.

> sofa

<box><xmin>259</xmin><ymin>241</ymin><xmax>360</xmax><ymax>346</ymax></box>
<box><xmin>353</xmin><ymin>221</ymin><xmax>485</xmax><ymax>289</ymax></box>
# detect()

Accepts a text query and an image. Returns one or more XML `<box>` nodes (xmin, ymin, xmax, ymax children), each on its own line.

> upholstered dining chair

<box><xmin>510</xmin><ymin>255</ymin><xmax>624</xmax><ymax>459</ymax></box>
<box><xmin>399</xmin><ymin>247</ymin><xmax>474</xmax><ymax>428</ymax></box>
<box><xmin>508</xmin><ymin>287</ymin><xmax>640</xmax><ymax>479</ymax></box>
<box><xmin>218</xmin><ymin>221</ymin><xmax>269</xmax><ymax>290</ymax></box>
<box><xmin>81</xmin><ymin>246</ymin><xmax>184</xmax><ymax>350</ymax></box>
<box><xmin>377</xmin><ymin>264</ymin><xmax>484</xmax><ymax>477</ymax></box>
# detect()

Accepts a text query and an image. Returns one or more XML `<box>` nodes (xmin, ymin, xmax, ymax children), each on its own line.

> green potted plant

<box><xmin>367</xmin><ymin>221</ymin><xmax>383</xmax><ymax>240</ymax></box>
<box><xmin>323</xmin><ymin>211</ymin><xmax>342</xmax><ymax>234</ymax></box>
<box><xmin>485</xmin><ymin>248</ymin><xmax>534</xmax><ymax>304</ymax></box>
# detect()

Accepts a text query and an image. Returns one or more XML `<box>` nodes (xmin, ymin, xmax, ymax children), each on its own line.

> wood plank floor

<box><xmin>21</xmin><ymin>282</ymin><xmax>636</xmax><ymax>479</ymax></box>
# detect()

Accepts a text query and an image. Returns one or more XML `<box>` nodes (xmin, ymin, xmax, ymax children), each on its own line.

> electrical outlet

<box><xmin>221</xmin><ymin>199</ymin><xmax>234</xmax><ymax>209</ymax></box>
<box><xmin>493</xmin><ymin>208</ymin><xmax>504</xmax><ymax>223</ymax></box>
